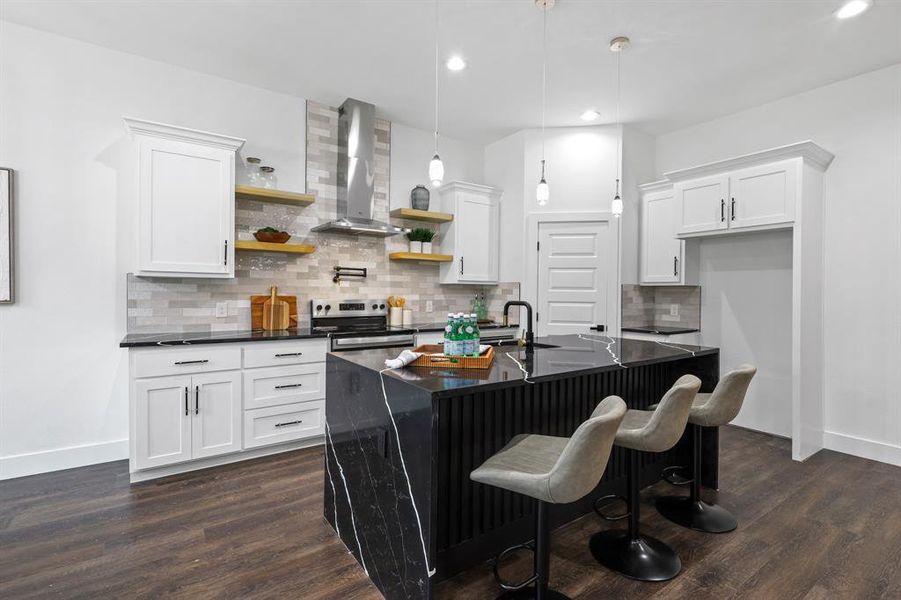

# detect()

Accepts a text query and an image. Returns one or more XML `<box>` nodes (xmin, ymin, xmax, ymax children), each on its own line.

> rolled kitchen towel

<box><xmin>384</xmin><ymin>349</ymin><xmax>423</xmax><ymax>369</ymax></box>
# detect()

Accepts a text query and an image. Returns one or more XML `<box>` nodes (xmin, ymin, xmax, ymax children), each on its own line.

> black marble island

<box><xmin>323</xmin><ymin>334</ymin><xmax>719</xmax><ymax>599</ymax></box>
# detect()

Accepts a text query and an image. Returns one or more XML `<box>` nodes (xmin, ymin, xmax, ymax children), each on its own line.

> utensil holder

<box><xmin>389</xmin><ymin>307</ymin><xmax>404</xmax><ymax>327</ymax></box>
<box><xmin>402</xmin><ymin>309</ymin><xmax>413</xmax><ymax>327</ymax></box>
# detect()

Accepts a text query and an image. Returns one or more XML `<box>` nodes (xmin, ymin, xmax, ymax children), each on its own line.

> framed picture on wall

<box><xmin>1</xmin><ymin>168</ymin><xmax>13</xmax><ymax>303</ymax></box>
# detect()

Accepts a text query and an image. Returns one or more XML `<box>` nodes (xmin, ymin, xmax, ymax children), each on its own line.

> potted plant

<box><xmin>407</xmin><ymin>229</ymin><xmax>423</xmax><ymax>253</ymax></box>
<box><xmin>420</xmin><ymin>228</ymin><xmax>436</xmax><ymax>254</ymax></box>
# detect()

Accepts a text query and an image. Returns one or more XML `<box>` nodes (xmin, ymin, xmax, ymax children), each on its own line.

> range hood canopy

<box><xmin>312</xmin><ymin>98</ymin><xmax>407</xmax><ymax>237</ymax></box>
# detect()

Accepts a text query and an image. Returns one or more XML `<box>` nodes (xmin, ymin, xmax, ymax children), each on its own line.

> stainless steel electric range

<box><xmin>310</xmin><ymin>298</ymin><xmax>415</xmax><ymax>351</ymax></box>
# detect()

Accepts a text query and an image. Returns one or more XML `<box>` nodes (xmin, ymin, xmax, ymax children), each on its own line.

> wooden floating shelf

<box><xmin>389</xmin><ymin>207</ymin><xmax>453</xmax><ymax>223</ymax></box>
<box><xmin>389</xmin><ymin>252</ymin><xmax>453</xmax><ymax>263</ymax></box>
<box><xmin>235</xmin><ymin>185</ymin><xmax>315</xmax><ymax>206</ymax></box>
<box><xmin>235</xmin><ymin>240</ymin><xmax>316</xmax><ymax>255</ymax></box>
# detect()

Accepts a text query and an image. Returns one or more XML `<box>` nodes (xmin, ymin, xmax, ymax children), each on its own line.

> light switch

<box><xmin>426</xmin><ymin>300</ymin><xmax>434</xmax><ymax>313</ymax></box>
<box><xmin>216</xmin><ymin>302</ymin><xmax>228</xmax><ymax>317</ymax></box>
<box><xmin>669</xmin><ymin>303</ymin><xmax>679</xmax><ymax>317</ymax></box>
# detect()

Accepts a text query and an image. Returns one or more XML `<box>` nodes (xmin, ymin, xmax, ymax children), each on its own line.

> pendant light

<box><xmin>535</xmin><ymin>0</ymin><xmax>553</xmax><ymax>206</ymax></box>
<box><xmin>610</xmin><ymin>36</ymin><xmax>629</xmax><ymax>217</ymax></box>
<box><xmin>428</xmin><ymin>0</ymin><xmax>445</xmax><ymax>188</ymax></box>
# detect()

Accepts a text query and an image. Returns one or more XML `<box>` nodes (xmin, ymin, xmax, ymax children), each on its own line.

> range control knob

<box><xmin>371</xmin><ymin>304</ymin><xmax>378</xmax><ymax>310</ymax></box>
<box><xmin>379</xmin><ymin>303</ymin><xmax>386</xmax><ymax>310</ymax></box>
<box><xmin>324</xmin><ymin>304</ymin><xmax>332</xmax><ymax>311</ymax></box>
<box><xmin>315</xmin><ymin>304</ymin><xmax>323</xmax><ymax>312</ymax></box>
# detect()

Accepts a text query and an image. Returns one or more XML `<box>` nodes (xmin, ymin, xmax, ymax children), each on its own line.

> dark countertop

<box><xmin>330</xmin><ymin>333</ymin><xmax>717</xmax><ymax>396</ymax></box>
<box><xmin>119</xmin><ymin>320</ymin><xmax>519</xmax><ymax>348</ymax></box>
<box><xmin>621</xmin><ymin>325</ymin><xmax>700</xmax><ymax>335</ymax></box>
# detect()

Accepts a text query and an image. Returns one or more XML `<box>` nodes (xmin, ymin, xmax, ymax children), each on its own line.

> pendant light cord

<box><xmin>434</xmin><ymin>0</ymin><xmax>440</xmax><ymax>155</ymax></box>
<box><xmin>615</xmin><ymin>45</ymin><xmax>622</xmax><ymax>194</ymax></box>
<box><xmin>541</xmin><ymin>5</ymin><xmax>547</xmax><ymax>165</ymax></box>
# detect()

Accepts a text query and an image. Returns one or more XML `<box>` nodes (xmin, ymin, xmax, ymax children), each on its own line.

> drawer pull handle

<box><xmin>275</xmin><ymin>420</ymin><xmax>303</xmax><ymax>428</ymax></box>
<box><xmin>275</xmin><ymin>352</ymin><xmax>304</xmax><ymax>358</ymax></box>
<box><xmin>274</xmin><ymin>383</ymin><xmax>303</xmax><ymax>390</ymax></box>
<box><xmin>174</xmin><ymin>359</ymin><xmax>209</xmax><ymax>365</ymax></box>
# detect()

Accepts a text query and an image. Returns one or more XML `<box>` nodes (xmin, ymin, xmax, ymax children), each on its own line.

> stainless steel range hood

<box><xmin>312</xmin><ymin>98</ymin><xmax>406</xmax><ymax>237</ymax></box>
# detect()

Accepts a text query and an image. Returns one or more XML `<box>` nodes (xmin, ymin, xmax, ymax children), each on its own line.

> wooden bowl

<box><xmin>254</xmin><ymin>231</ymin><xmax>291</xmax><ymax>244</ymax></box>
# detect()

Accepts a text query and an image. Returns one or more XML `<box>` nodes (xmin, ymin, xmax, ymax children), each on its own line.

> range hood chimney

<box><xmin>312</xmin><ymin>98</ymin><xmax>406</xmax><ymax>237</ymax></box>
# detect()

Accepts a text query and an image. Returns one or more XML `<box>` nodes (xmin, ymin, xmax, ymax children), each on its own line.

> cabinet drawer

<box><xmin>132</xmin><ymin>346</ymin><xmax>241</xmax><ymax>378</ymax></box>
<box><xmin>243</xmin><ymin>364</ymin><xmax>325</xmax><ymax>410</ymax></box>
<box><xmin>242</xmin><ymin>339</ymin><xmax>328</xmax><ymax>369</ymax></box>
<box><xmin>243</xmin><ymin>401</ymin><xmax>324</xmax><ymax>449</ymax></box>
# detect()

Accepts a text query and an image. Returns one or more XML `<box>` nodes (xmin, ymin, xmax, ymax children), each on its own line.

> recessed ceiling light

<box><xmin>446</xmin><ymin>56</ymin><xmax>466</xmax><ymax>71</ymax></box>
<box><xmin>580</xmin><ymin>109</ymin><xmax>601</xmax><ymax>122</ymax></box>
<box><xmin>836</xmin><ymin>0</ymin><xmax>873</xmax><ymax>19</ymax></box>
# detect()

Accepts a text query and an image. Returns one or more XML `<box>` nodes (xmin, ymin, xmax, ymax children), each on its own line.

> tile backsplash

<box><xmin>621</xmin><ymin>284</ymin><xmax>701</xmax><ymax>330</ymax></box>
<box><xmin>127</xmin><ymin>100</ymin><xmax>519</xmax><ymax>333</ymax></box>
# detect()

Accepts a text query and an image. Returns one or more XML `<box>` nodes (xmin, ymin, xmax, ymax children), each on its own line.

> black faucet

<box><xmin>503</xmin><ymin>300</ymin><xmax>535</xmax><ymax>354</ymax></box>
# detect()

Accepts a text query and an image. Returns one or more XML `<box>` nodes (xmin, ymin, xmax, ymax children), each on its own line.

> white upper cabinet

<box><xmin>728</xmin><ymin>159</ymin><xmax>797</xmax><ymax>230</ymax></box>
<box><xmin>124</xmin><ymin>118</ymin><xmax>245</xmax><ymax>278</ymax></box>
<box><xmin>674</xmin><ymin>174</ymin><xmax>730</xmax><ymax>236</ymax></box>
<box><xmin>438</xmin><ymin>182</ymin><xmax>501</xmax><ymax>285</ymax></box>
<box><xmin>640</xmin><ymin>182</ymin><xmax>684</xmax><ymax>284</ymax></box>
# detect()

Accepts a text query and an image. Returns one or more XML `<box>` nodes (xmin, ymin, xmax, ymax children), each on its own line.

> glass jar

<box><xmin>259</xmin><ymin>166</ymin><xmax>277</xmax><ymax>189</ymax></box>
<box><xmin>244</xmin><ymin>157</ymin><xmax>262</xmax><ymax>186</ymax></box>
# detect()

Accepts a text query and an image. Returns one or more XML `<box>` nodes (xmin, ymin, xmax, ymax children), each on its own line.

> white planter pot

<box><xmin>409</xmin><ymin>241</ymin><xmax>423</xmax><ymax>253</ymax></box>
<box><xmin>422</xmin><ymin>242</ymin><xmax>433</xmax><ymax>254</ymax></box>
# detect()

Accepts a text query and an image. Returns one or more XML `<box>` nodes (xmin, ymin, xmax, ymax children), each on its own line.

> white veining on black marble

<box><xmin>504</xmin><ymin>352</ymin><xmax>534</xmax><ymax>384</ymax></box>
<box><xmin>577</xmin><ymin>334</ymin><xmax>627</xmax><ymax>368</ymax></box>
<box><xmin>653</xmin><ymin>339</ymin><xmax>697</xmax><ymax>356</ymax></box>
<box><xmin>379</xmin><ymin>368</ymin><xmax>436</xmax><ymax>577</ymax></box>
<box><xmin>324</xmin><ymin>446</ymin><xmax>341</xmax><ymax>539</ymax></box>
<box><xmin>325</xmin><ymin>422</ymin><xmax>369</xmax><ymax>576</ymax></box>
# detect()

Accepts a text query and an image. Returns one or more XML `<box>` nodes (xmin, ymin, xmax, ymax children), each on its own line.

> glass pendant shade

<box><xmin>611</xmin><ymin>194</ymin><xmax>623</xmax><ymax>217</ymax></box>
<box><xmin>429</xmin><ymin>154</ymin><xmax>444</xmax><ymax>187</ymax></box>
<box><xmin>536</xmin><ymin>178</ymin><xmax>549</xmax><ymax>206</ymax></box>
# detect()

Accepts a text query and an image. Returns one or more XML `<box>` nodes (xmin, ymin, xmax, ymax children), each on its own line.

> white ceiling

<box><xmin>2</xmin><ymin>0</ymin><xmax>899</xmax><ymax>143</ymax></box>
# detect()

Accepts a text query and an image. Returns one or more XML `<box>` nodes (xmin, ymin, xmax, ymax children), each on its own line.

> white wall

<box><xmin>656</xmin><ymin>64</ymin><xmax>901</xmax><ymax>464</ymax></box>
<box><xmin>0</xmin><ymin>23</ymin><xmax>309</xmax><ymax>478</ymax></box>
<box><xmin>696</xmin><ymin>231</ymin><xmax>793</xmax><ymax>437</ymax></box>
<box><xmin>389</xmin><ymin>123</ymin><xmax>484</xmax><ymax>211</ymax></box>
<box><xmin>484</xmin><ymin>131</ymin><xmax>525</xmax><ymax>283</ymax></box>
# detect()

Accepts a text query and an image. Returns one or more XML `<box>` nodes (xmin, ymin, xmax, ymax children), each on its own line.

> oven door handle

<box><xmin>332</xmin><ymin>335</ymin><xmax>415</xmax><ymax>350</ymax></box>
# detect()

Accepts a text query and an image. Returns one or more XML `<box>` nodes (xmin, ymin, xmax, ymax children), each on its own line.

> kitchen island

<box><xmin>323</xmin><ymin>334</ymin><xmax>719</xmax><ymax>599</ymax></box>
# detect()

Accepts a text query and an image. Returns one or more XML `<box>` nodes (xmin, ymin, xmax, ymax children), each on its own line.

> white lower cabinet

<box><xmin>129</xmin><ymin>339</ymin><xmax>328</xmax><ymax>480</ymax></box>
<box><xmin>134</xmin><ymin>371</ymin><xmax>241</xmax><ymax>470</ymax></box>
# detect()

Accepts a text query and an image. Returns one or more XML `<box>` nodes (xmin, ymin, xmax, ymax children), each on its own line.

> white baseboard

<box><xmin>823</xmin><ymin>431</ymin><xmax>901</xmax><ymax>467</ymax></box>
<box><xmin>0</xmin><ymin>439</ymin><xmax>129</xmax><ymax>481</ymax></box>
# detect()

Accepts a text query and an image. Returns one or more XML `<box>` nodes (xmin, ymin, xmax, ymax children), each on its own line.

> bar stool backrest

<box><xmin>691</xmin><ymin>364</ymin><xmax>757</xmax><ymax>427</ymax></box>
<box><xmin>547</xmin><ymin>396</ymin><xmax>627</xmax><ymax>504</ymax></box>
<box><xmin>637</xmin><ymin>375</ymin><xmax>702</xmax><ymax>453</ymax></box>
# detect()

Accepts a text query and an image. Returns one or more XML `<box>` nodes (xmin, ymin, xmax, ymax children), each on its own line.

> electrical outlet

<box><xmin>426</xmin><ymin>300</ymin><xmax>434</xmax><ymax>313</ymax></box>
<box><xmin>669</xmin><ymin>303</ymin><xmax>679</xmax><ymax>317</ymax></box>
<box><xmin>216</xmin><ymin>302</ymin><xmax>228</xmax><ymax>318</ymax></box>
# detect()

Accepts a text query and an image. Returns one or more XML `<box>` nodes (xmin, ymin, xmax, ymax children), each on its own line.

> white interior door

<box><xmin>536</xmin><ymin>220</ymin><xmax>611</xmax><ymax>336</ymax></box>
<box><xmin>191</xmin><ymin>371</ymin><xmax>242</xmax><ymax>459</ymax></box>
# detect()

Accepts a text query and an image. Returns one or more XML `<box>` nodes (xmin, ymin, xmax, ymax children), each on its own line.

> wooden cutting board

<box><xmin>251</xmin><ymin>295</ymin><xmax>299</xmax><ymax>330</ymax></box>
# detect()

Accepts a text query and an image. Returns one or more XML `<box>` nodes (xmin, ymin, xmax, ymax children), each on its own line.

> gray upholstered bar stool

<box><xmin>470</xmin><ymin>396</ymin><xmax>627</xmax><ymax>600</ymax></box>
<box><xmin>656</xmin><ymin>364</ymin><xmax>757</xmax><ymax>533</ymax></box>
<box><xmin>589</xmin><ymin>375</ymin><xmax>701</xmax><ymax>582</ymax></box>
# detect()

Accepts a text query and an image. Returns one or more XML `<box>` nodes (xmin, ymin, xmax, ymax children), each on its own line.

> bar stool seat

<box><xmin>656</xmin><ymin>365</ymin><xmax>757</xmax><ymax>533</ymax></box>
<box><xmin>472</xmin><ymin>396</ymin><xmax>627</xmax><ymax>600</ymax></box>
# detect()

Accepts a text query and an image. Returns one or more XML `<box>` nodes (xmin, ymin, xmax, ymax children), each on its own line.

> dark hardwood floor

<box><xmin>1</xmin><ymin>426</ymin><xmax>899</xmax><ymax>599</ymax></box>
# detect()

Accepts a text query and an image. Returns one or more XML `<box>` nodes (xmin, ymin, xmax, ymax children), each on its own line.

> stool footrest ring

<box><xmin>492</xmin><ymin>540</ymin><xmax>538</xmax><ymax>591</ymax></box>
<box><xmin>661</xmin><ymin>465</ymin><xmax>694</xmax><ymax>487</ymax></box>
<box><xmin>593</xmin><ymin>494</ymin><xmax>629</xmax><ymax>521</ymax></box>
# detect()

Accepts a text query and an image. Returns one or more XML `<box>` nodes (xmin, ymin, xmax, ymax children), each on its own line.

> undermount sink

<box><xmin>490</xmin><ymin>340</ymin><xmax>559</xmax><ymax>349</ymax></box>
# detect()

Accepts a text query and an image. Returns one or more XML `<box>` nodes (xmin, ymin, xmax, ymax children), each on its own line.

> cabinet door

<box><xmin>191</xmin><ymin>371</ymin><xmax>242</xmax><ymax>459</ymax></box>
<box><xmin>729</xmin><ymin>159</ymin><xmax>797</xmax><ymax>229</ymax></box>
<box><xmin>138</xmin><ymin>137</ymin><xmax>234</xmax><ymax>277</ymax></box>
<box><xmin>641</xmin><ymin>190</ymin><xmax>683</xmax><ymax>283</ymax></box>
<box><xmin>456</xmin><ymin>193</ymin><xmax>499</xmax><ymax>283</ymax></box>
<box><xmin>134</xmin><ymin>376</ymin><xmax>193</xmax><ymax>470</ymax></box>
<box><xmin>674</xmin><ymin>175</ymin><xmax>729</xmax><ymax>235</ymax></box>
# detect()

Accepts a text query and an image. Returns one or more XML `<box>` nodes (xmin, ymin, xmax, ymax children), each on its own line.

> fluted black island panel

<box><xmin>324</xmin><ymin>335</ymin><xmax>719</xmax><ymax>600</ymax></box>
